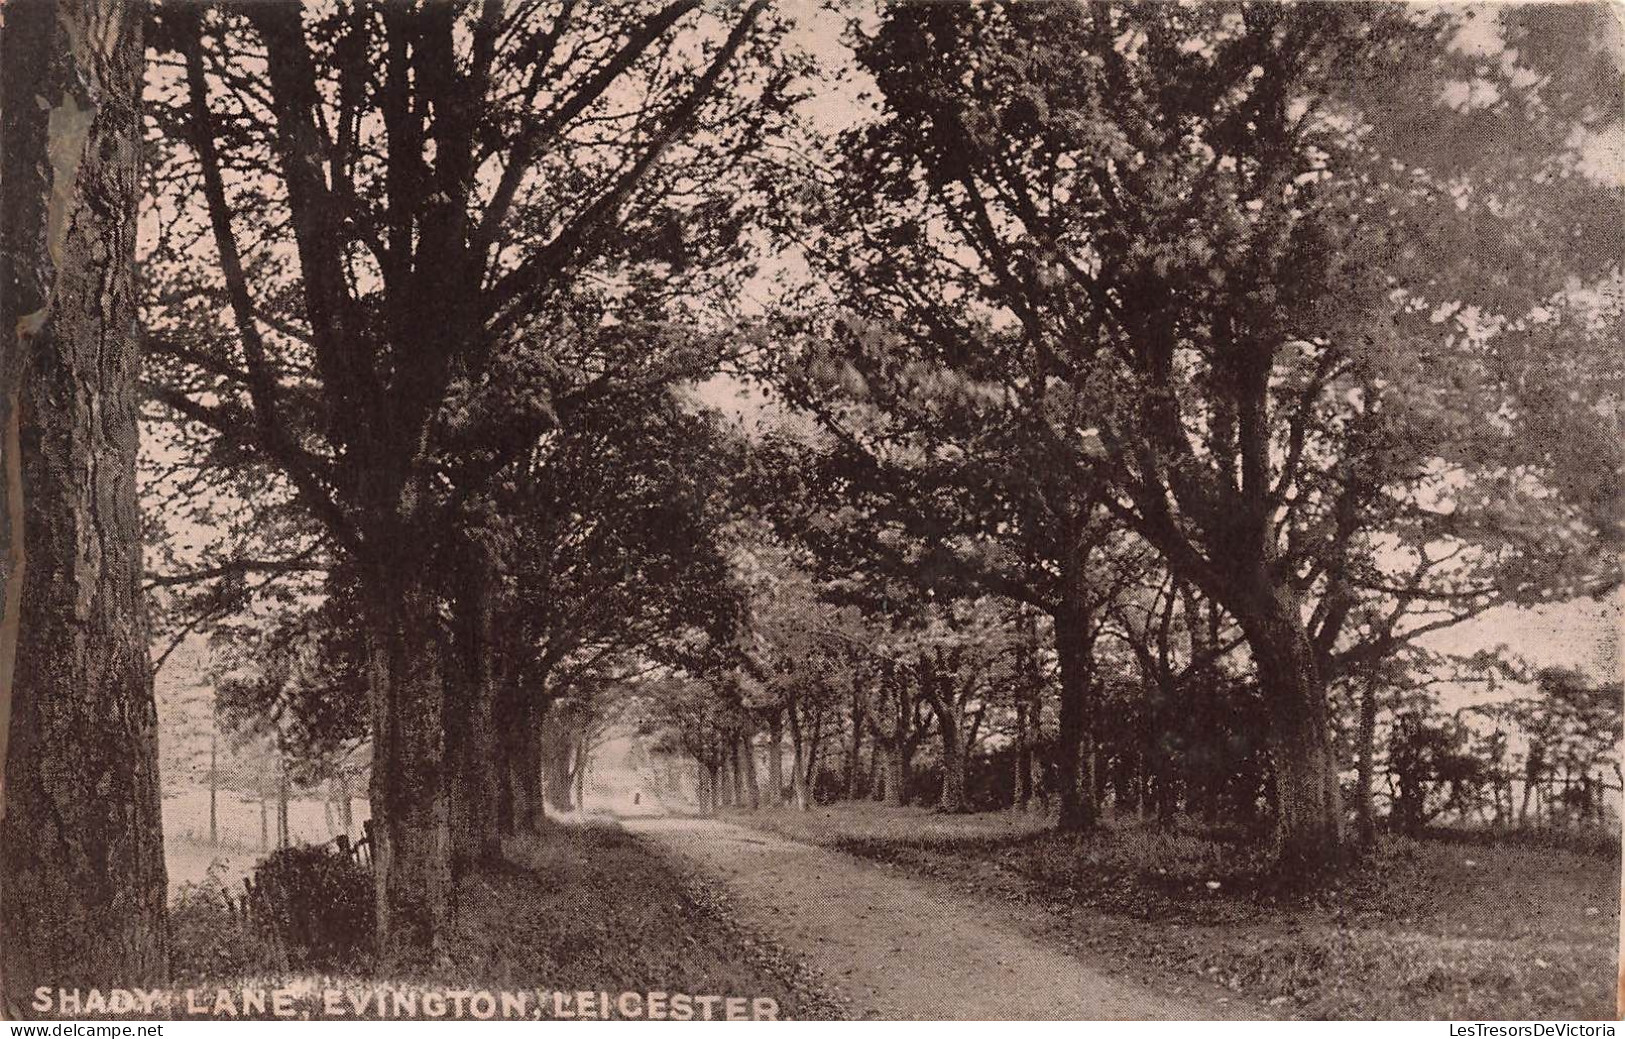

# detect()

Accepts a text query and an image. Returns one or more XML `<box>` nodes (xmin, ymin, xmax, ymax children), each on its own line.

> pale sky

<box><xmin>1421</xmin><ymin>593</ymin><xmax>1623</xmax><ymax>682</ymax></box>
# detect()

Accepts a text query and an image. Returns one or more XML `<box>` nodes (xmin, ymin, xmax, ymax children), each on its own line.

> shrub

<box><xmin>169</xmin><ymin>862</ymin><xmax>273</xmax><ymax>983</ymax></box>
<box><xmin>249</xmin><ymin>844</ymin><xmax>374</xmax><ymax>972</ymax></box>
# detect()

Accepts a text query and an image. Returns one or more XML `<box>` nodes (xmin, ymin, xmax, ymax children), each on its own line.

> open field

<box><xmin>164</xmin><ymin>838</ymin><xmax>260</xmax><ymax>897</ymax></box>
<box><xmin>161</xmin><ymin>788</ymin><xmax>368</xmax><ymax>850</ymax></box>
<box><xmin>730</xmin><ymin>803</ymin><xmax>1621</xmax><ymax>1020</ymax></box>
<box><xmin>162</xmin><ymin>788</ymin><xmax>370</xmax><ymax>895</ymax></box>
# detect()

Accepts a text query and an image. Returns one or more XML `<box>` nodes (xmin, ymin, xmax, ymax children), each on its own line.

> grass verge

<box><xmin>152</xmin><ymin>821</ymin><xmax>838</xmax><ymax>1020</ymax></box>
<box><xmin>731</xmin><ymin>803</ymin><xmax>1619</xmax><ymax>1020</ymax></box>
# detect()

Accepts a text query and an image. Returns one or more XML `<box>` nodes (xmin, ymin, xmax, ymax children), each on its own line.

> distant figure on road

<box><xmin>633</xmin><ymin>791</ymin><xmax>641</xmax><ymax>806</ymax></box>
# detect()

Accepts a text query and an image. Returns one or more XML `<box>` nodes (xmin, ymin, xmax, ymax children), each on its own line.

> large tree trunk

<box><xmin>923</xmin><ymin>667</ymin><xmax>968</xmax><ymax>814</ymax></box>
<box><xmin>445</xmin><ymin>555</ymin><xmax>500</xmax><ymax>866</ymax></box>
<box><xmin>937</xmin><ymin>719</ymin><xmax>967</xmax><ymax>813</ymax></box>
<box><xmin>1183</xmin><ymin>586</ymin><xmax>1222</xmax><ymax>825</ymax></box>
<box><xmin>494</xmin><ymin>681</ymin><xmax>516</xmax><ymax>836</ymax></box>
<box><xmin>740</xmin><ymin>732</ymin><xmax>760</xmax><ymax>809</ymax></box>
<box><xmin>803</xmin><ymin>719</ymin><xmax>825</xmax><ymax>803</ymax></box>
<box><xmin>0</xmin><ymin>0</ymin><xmax>168</xmax><ymax>1010</ymax></box>
<box><xmin>1354</xmin><ymin>673</ymin><xmax>1380</xmax><ymax>847</ymax></box>
<box><xmin>709</xmin><ymin>761</ymin><xmax>724</xmax><ymax>813</ymax></box>
<box><xmin>1143</xmin><ymin>673</ymin><xmax>1178</xmax><ymax>828</ymax></box>
<box><xmin>1238</xmin><ymin>582</ymin><xmax>1346</xmax><ymax>871</ymax></box>
<box><xmin>1053</xmin><ymin>595</ymin><xmax>1098</xmax><ymax>832</ymax></box>
<box><xmin>496</xmin><ymin>681</ymin><xmax>546</xmax><ymax>835</ymax></box>
<box><xmin>845</xmin><ymin>683</ymin><xmax>866</xmax><ymax>800</ymax></box>
<box><xmin>787</xmin><ymin>707</ymin><xmax>811</xmax><ymax>811</ymax></box>
<box><xmin>277</xmin><ymin>768</ymin><xmax>291</xmax><ymax>848</ymax></box>
<box><xmin>1013</xmin><ymin>696</ymin><xmax>1031</xmax><ymax>811</ymax></box>
<box><xmin>1014</xmin><ymin>613</ymin><xmax>1040</xmax><ymax>811</ymax></box>
<box><xmin>874</xmin><ymin>662</ymin><xmax>913</xmax><ymax>807</ymax></box>
<box><xmin>919</xmin><ymin>654</ymin><xmax>970</xmax><ymax>814</ymax></box>
<box><xmin>729</xmin><ymin>735</ymin><xmax>746</xmax><ymax>806</ymax></box>
<box><xmin>882</xmin><ymin>741</ymin><xmax>906</xmax><ymax>807</ymax></box>
<box><xmin>365</xmin><ymin>572</ymin><xmax>452</xmax><ymax>968</ymax></box>
<box><xmin>765</xmin><ymin>711</ymin><xmax>784</xmax><ymax>807</ymax></box>
<box><xmin>790</xmin><ymin>747</ymin><xmax>810</xmax><ymax>811</ymax></box>
<box><xmin>540</xmin><ymin>712</ymin><xmax>575</xmax><ymax>813</ymax></box>
<box><xmin>515</xmin><ymin>713</ymin><xmax>542</xmax><ymax>828</ymax></box>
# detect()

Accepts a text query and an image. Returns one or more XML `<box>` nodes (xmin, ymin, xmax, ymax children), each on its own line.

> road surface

<box><xmin>619</xmin><ymin>812</ymin><xmax>1214</xmax><ymax>1020</ymax></box>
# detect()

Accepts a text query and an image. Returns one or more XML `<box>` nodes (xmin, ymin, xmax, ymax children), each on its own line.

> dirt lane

<box><xmin>620</xmin><ymin>814</ymin><xmax>1210</xmax><ymax>1020</ymax></box>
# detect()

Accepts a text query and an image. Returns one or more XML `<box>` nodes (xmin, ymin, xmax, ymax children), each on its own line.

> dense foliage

<box><xmin>132</xmin><ymin>0</ymin><xmax>1622</xmax><ymax>963</ymax></box>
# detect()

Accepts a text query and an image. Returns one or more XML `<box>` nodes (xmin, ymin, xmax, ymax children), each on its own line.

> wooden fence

<box><xmin>224</xmin><ymin>819</ymin><xmax>374</xmax><ymax>928</ymax></box>
<box><xmin>333</xmin><ymin>819</ymin><xmax>375</xmax><ymax>869</ymax></box>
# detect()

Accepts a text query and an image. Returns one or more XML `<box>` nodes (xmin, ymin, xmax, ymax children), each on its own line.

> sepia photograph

<box><xmin>0</xmin><ymin>0</ymin><xmax>1621</xmax><ymax>1024</ymax></box>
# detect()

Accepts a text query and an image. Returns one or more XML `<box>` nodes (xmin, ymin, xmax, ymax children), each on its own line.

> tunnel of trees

<box><xmin>0</xmin><ymin>0</ymin><xmax>1620</xmax><ymax>1000</ymax></box>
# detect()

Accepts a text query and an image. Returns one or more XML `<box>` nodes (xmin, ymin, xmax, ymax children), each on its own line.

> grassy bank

<box><xmin>157</xmin><ymin>822</ymin><xmax>836</xmax><ymax>1021</ymax></box>
<box><xmin>731</xmin><ymin>803</ymin><xmax>1619</xmax><ymax>1020</ymax></box>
